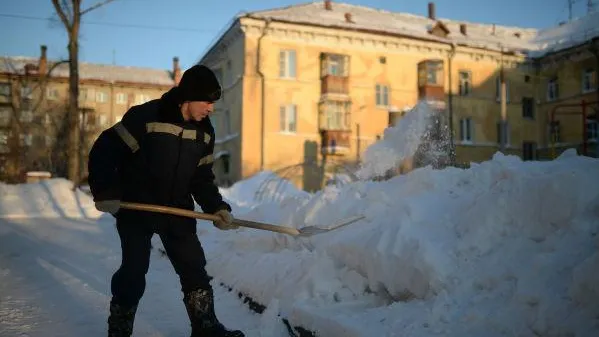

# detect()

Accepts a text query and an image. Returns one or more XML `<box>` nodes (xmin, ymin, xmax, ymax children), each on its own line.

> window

<box><xmin>96</xmin><ymin>91</ymin><xmax>107</xmax><ymax>103</ymax></box>
<box><xmin>459</xmin><ymin>118</ymin><xmax>474</xmax><ymax>142</ymax></box>
<box><xmin>547</xmin><ymin>77</ymin><xmax>559</xmax><ymax>101</ymax></box>
<box><xmin>495</xmin><ymin>76</ymin><xmax>510</xmax><ymax>103</ymax></box>
<box><xmin>46</xmin><ymin>87</ymin><xmax>58</xmax><ymax>100</ymax></box>
<box><xmin>458</xmin><ymin>71</ymin><xmax>471</xmax><ymax>96</ymax></box>
<box><xmin>375</xmin><ymin>84</ymin><xmax>389</xmax><ymax>107</ymax></box>
<box><xmin>116</xmin><ymin>93</ymin><xmax>127</xmax><ymax>105</ymax></box>
<box><xmin>522</xmin><ymin>97</ymin><xmax>534</xmax><ymax>119</ymax></box>
<box><xmin>79</xmin><ymin>88</ymin><xmax>93</xmax><ymax>101</ymax></box>
<box><xmin>522</xmin><ymin>142</ymin><xmax>537</xmax><ymax>161</ymax></box>
<box><xmin>321</xmin><ymin>101</ymin><xmax>351</xmax><ymax>130</ymax></box>
<box><xmin>221</xmin><ymin>154</ymin><xmax>230</xmax><ymax>175</ymax></box>
<box><xmin>0</xmin><ymin>83</ymin><xmax>10</xmax><ymax>97</ymax></box>
<box><xmin>586</xmin><ymin>119</ymin><xmax>598</xmax><ymax>141</ymax></box>
<box><xmin>99</xmin><ymin>114</ymin><xmax>108</xmax><ymax>127</ymax></box>
<box><xmin>135</xmin><ymin>94</ymin><xmax>150</xmax><ymax>105</ymax></box>
<box><xmin>496</xmin><ymin>121</ymin><xmax>511</xmax><ymax>145</ymax></box>
<box><xmin>0</xmin><ymin>131</ymin><xmax>8</xmax><ymax>144</ymax></box>
<box><xmin>21</xmin><ymin>85</ymin><xmax>33</xmax><ymax>100</ymax></box>
<box><xmin>279</xmin><ymin>105</ymin><xmax>297</xmax><ymax>132</ymax></box>
<box><xmin>20</xmin><ymin>133</ymin><xmax>33</xmax><ymax>147</ymax></box>
<box><xmin>420</xmin><ymin>60</ymin><xmax>444</xmax><ymax>85</ymax></box>
<box><xmin>19</xmin><ymin>110</ymin><xmax>33</xmax><ymax>123</ymax></box>
<box><xmin>279</xmin><ymin>50</ymin><xmax>296</xmax><ymax>78</ymax></box>
<box><xmin>582</xmin><ymin>69</ymin><xmax>596</xmax><ymax>93</ymax></box>
<box><xmin>0</xmin><ymin>107</ymin><xmax>10</xmax><ymax>126</ymax></box>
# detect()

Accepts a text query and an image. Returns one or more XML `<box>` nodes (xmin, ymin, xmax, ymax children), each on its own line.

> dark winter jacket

<box><xmin>87</xmin><ymin>87</ymin><xmax>231</xmax><ymax>215</ymax></box>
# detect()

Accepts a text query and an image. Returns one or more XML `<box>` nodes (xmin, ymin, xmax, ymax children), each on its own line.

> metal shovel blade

<box><xmin>296</xmin><ymin>214</ymin><xmax>366</xmax><ymax>237</ymax></box>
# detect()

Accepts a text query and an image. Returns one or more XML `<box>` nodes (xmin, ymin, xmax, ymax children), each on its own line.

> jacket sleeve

<box><xmin>87</xmin><ymin>109</ymin><xmax>144</xmax><ymax>202</ymax></box>
<box><xmin>190</xmin><ymin>130</ymin><xmax>231</xmax><ymax>214</ymax></box>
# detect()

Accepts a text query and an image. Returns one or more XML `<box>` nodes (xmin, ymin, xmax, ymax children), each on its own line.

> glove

<box><xmin>95</xmin><ymin>200</ymin><xmax>121</xmax><ymax>215</ymax></box>
<box><xmin>213</xmin><ymin>209</ymin><xmax>238</xmax><ymax>230</ymax></box>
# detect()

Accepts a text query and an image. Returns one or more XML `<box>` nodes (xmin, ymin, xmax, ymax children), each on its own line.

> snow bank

<box><xmin>220</xmin><ymin>170</ymin><xmax>310</xmax><ymax>210</ymax></box>
<box><xmin>0</xmin><ymin>178</ymin><xmax>101</xmax><ymax>219</ymax></box>
<box><xmin>206</xmin><ymin>149</ymin><xmax>599</xmax><ymax>336</ymax></box>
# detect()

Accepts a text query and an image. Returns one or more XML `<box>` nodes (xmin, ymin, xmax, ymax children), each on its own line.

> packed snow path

<box><xmin>0</xmin><ymin>216</ymin><xmax>263</xmax><ymax>337</ymax></box>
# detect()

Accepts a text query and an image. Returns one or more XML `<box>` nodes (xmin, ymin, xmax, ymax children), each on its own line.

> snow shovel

<box><xmin>119</xmin><ymin>202</ymin><xmax>364</xmax><ymax>237</ymax></box>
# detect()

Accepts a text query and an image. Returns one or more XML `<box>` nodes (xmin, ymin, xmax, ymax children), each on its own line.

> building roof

<box><xmin>0</xmin><ymin>56</ymin><xmax>175</xmax><ymax>86</ymax></box>
<box><xmin>236</xmin><ymin>1</ymin><xmax>599</xmax><ymax>57</ymax></box>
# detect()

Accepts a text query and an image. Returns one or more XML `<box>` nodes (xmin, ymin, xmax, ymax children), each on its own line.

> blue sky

<box><xmin>0</xmin><ymin>0</ymin><xmax>592</xmax><ymax>70</ymax></box>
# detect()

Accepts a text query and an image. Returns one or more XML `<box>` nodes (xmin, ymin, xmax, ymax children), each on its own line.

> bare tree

<box><xmin>51</xmin><ymin>0</ymin><xmax>117</xmax><ymax>184</ymax></box>
<box><xmin>0</xmin><ymin>56</ymin><xmax>70</xmax><ymax>182</ymax></box>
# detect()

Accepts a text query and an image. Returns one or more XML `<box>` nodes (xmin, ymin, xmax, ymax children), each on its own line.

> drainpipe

<box><xmin>256</xmin><ymin>18</ymin><xmax>272</xmax><ymax>171</ymax></box>
<box><xmin>447</xmin><ymin>42</ymin><xmax>457</xmax><ymax>164</ymax></box>
<box><xmin>591</xmin><ymin>38</ymin><xmax>599</xmax><ymax>158</ymax></box>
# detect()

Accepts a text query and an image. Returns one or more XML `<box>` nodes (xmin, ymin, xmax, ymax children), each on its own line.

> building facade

<box><xmin>0</xmin><ymin>45</ymin><xmax>180</xmax><ymax>182</ymax></box>
<box><xmin>199</xmin><ymin>0</ymin><xmax>599</xmax><ymax>188</ymax></box>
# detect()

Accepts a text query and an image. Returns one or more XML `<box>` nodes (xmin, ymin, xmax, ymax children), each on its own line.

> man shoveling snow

<box><xmin>88</xmin><ymin>65</ymin><xmax>244</xmax><ymax>337</ymax></box>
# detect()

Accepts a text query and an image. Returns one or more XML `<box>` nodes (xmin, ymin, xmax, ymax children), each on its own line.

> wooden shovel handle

<box><xmin>119</xmin><ymin>202</ymin><xmax>301</xmax><ymax>236</ymax></box>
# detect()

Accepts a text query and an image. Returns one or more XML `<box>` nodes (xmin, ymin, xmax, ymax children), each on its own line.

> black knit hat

<box><xmin>177</xmin><ymin>65</ymin><xmax>222</xmax><ymax>102</ymax></box>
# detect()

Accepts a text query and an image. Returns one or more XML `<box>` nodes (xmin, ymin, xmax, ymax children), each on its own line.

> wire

<box><xmin>0</xmin><ymin>13</ymin><xmax>218</xmax><ymax>33</ymax></box>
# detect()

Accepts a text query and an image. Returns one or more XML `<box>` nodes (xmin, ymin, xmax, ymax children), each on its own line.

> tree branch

<box><xmin>81</xmin><ymin>0</ymin><xmax>117</xmax><ymax>16</ymax></box>
<box><xmin>51</xmin><ymin>0</ymin><xmax>72</xmax><ymax>30</ymax></box>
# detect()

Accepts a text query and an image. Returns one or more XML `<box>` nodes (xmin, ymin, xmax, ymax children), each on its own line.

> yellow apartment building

<box><xmin>198</xmin><ymin>0</ymin><xmax>598</xmax><ymax>187</ymax></box>
<box><xmin>0</xmin><ymin>45</ymin><xmax>180</xmax><ymax>182</ymax></box>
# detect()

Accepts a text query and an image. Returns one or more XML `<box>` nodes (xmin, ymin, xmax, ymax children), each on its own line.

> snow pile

<box><xmin>220</xmin><ymin>170</ymin><xmax>310</xmax><ymax>209</ymax></box>
<box><xmin>207</xmin><ymin>149</ymin><xmax>599</xmax><ymax>336</ymax></box>
<box><xmin>356</xmin><ymin>101</ymin><xmax>449</xmax><ymax>179</ymax></box>
<box><xmin>0</xmin><ymin>178</ymin><xmax>102</xmax><ymax>219</ymax></box>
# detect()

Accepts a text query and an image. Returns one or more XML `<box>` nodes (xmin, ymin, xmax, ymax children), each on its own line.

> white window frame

<box><xmin>497</xmin><ymin>121</ymin><xmax>511</xmax><ymax>146</ymax></box>
<box><xmin>460</xmin><ymin>117</ymin><xmax>474</xmax><ymax>143</ymax></box>
<box><xmin>96</xmin><ymin>91</ymin><xmax>107</xmax><ymax>103</ymax></box>
<box><xmin>582</xmin><ymin>69</ymin><xmax>595</xmax><ymax>94</ymax></box>
<box><xmin>20</xmin><ymin>133</ymin><xmax>33</xmax><ymax>147</ymax></box>
<box><xmin>375</xmin><ymin>84</ymin><xmax>389</xmax><ymax>107</ymax></box>
<box><xmin>279</xmin><ymin>104</ymin><xmax>297</xmax><ymax>133</ymax></box>
<box><xmin>547</xmin><ymin>78</ymin><xmax>559</xmax><ymax>101</ymax></box>
<box><xmin>586</xmin><ymin>119</ymin><xmax>598</xmax><ymax>141</ymax></box>
<box><xmin>458</xmin><ymin>70</ymin><xmax>471</xmax><ymax>96</ymax></box>
<box><xmin>116</xmin><ymin>93</ymin><xmax>127</xmax><ymax>105</ymax></box>
<box><xmin>0</xmin><ymin>107</ymin><xmax>10</xmax><ymax>126</ymax></box>
<box><xmin>279</xmin><ymin>50</ymin><xmax>297</xmax><ymax>79</ymax></box>
<box><xmin>0</xmin><ymin>83</ymin><xmax>10</xmax><ymax>97</ymax></box>
<box><xmin>495</xmin><ymin>76</ymin><xmax>510</xmax><ymax>103</ymax></box>
<box><xmin>46</xmin><ymin>87</ymin><xmax>58</xmax><ymax>100</ymax></box>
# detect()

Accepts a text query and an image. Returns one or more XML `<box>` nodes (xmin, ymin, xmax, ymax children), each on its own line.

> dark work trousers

<box><xmin>110</xmin><ymin>211</ymin><xmax>212</xmax><ymax>308</ymax></box>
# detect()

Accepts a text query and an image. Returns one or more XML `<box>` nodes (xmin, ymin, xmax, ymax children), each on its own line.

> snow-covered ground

<box><xmin>1</xmin><ymin>102</ymin><xmax>599</xmax><ymax>336</ymax></box>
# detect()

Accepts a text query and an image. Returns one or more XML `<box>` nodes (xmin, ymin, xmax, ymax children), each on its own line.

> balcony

<box><xmin>320</xmin><ymin>129</ymin><xmax>351</xmax><ymax>156</ymax></box>
<box><xmin>321</xmin><ymin>75</ymin><xmax>349</xmax><ymax>95</ymax></box>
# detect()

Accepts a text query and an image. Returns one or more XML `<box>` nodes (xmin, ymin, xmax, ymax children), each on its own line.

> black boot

<box><xmin>107</xmin><ymin>299</ymin><xmax>138</xmax><ymax>337</ymax></box>
<box><xmin>183</xmin><ymin>288</ymin><xmax>245</xmax><ymax>337</ymax></box>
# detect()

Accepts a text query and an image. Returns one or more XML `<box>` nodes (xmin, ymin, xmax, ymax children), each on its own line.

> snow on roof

<box><xmin>0</xmin><ymin>56</ymin><xmax>175</xmax><ymax>86</ymax></box>
<box><xmin>241</xmin><ymin>1</ymin><xmax>599</xmax><ymax>57</ymax></box>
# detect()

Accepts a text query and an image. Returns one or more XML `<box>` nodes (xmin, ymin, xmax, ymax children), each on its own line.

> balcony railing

<box><xmin>321</xmin><ymin>75</ymin><xmax>349</xmax><ymax>95</ymax></box>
